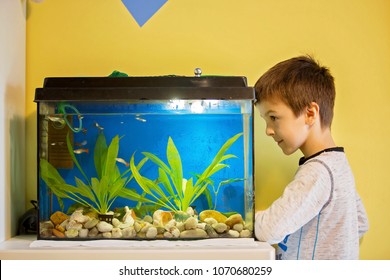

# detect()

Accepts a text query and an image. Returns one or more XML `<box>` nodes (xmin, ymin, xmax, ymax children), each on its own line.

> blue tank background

<box><xmin>39</xmin><ymin>101</ymin><xmax>253</xmax><ymax>219</ymax></box>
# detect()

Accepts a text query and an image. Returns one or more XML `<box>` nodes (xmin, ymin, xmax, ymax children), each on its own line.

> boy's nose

<box><xmin>265</xmin><ymin>126</ymin><xmax>274</xmax><ymax>136</ymax></box>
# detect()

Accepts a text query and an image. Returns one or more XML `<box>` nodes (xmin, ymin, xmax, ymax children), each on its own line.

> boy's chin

<box><xmin>280</xmin><ymin>147</ymin><xmax>298</xmax><ymax>156</ymax></box>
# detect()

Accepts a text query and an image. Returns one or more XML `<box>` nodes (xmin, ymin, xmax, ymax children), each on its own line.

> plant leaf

<box><xmin>166</xmin><ymin>137</ymin><xmax>183</xmax><ymax>197</ymax></box>
<box><xmin>158</xmin><ymin>168</ymin><xmax>176</xmax><ymax>198</ymax></box>
<box><xmin>40</xmin><ymin>158</ymin><xmax>66</xmax><ymax>185</ymax></box>
<box><xmin>219</xmin><ymin>178</ymin><xmax>245</xmax><ymax>186</ymax></box>
<box><xmin>103</xmin><ymin>135</ymin><xmax>119</xmax><ymax>178</ymax></box>
<box><xmin>202</xmin><ymin>187</ymin><xmax>213</xmax><ymax>209</ymax></box>
<box><xmin>189</xmin><ymin>183</ymin><xmax>209</xmax><ymax>207</ymax></box>
<box><xmin>121</xmin><ymin>156</ymin><xmax>148</xmax><ymax>181</ymax></box>
<box><xmin>195</xmin><ymin>133</ymin><xmax>242</xmax><ymax>187</ymax></box>
<box><xmin>108</xmin><ymin>177</ymin><xmax>127</xmax><ymax>203</ymax></box>
<box><xmin>74</xmin><ymin>177</ymin><xmax>96</xmax><ymax>202</ymax></box>
<box><xmin>207</xmin><ymin>163</ymin><xmax>229</xmax><ymax>177</ymax></box>
<box><xmin>181</xmin><ymin>178</ymin><xmax>194</xmax><ymax>211</ymax></box>
<box><xmin>94</xmin><ymin>133</ymin><xmax>107</xmax><ymax>179</ymax></box>
<box><xmin>142</xmin><ymin>152</ymin><xmax>170</xmax><ymax>174</ymax></box>
<box><xmin>130</xmin><ymin>154</ymin><xmax>178</xmax><ymax>211</ymax></box>
<box><xmin>66</xmin><ymin>133</ymin><xmax>90</xmax><ymax>185</ymax></box>
<box><xmin>40</xmin><ymin>159</ymin><xmax>68</xmax><ymax>210</ymax></box>
<box><xmin>119</xmin><ymin>188</ymin><xmax>154</xmax><ymax>203</ymax></box>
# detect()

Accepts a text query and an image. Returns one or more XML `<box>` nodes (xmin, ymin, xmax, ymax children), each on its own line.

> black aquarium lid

<box><xmin>34</xmin><ymin>76</ymin><xmax>255</xmax><ymax>102</ymax></box>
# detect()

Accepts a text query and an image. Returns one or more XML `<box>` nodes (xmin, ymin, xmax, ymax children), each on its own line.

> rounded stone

<box><xmin>122</xmin><ymin>227</ymin><xmax>136</xmax><ymax>238</ymax></box>
<box><xmin>65</xmin><ymin>229</ymin><xmax>79</xmax><ymax>238</ymax></box>
<box><xmin>146</xmin><ymin>227</ymin><xmax>158</xmax><ymax>238</ymax></box>
<box><xmin>212</xmin><ymin>222</ymin><xmax>228</xmax><ymax>233</ymax></box>
<box><xmin>84</xmin><ymin>218</ymin><xmax>99</xmax><ymax>229</ymax></box>
<box><xmin>79</xmin><ymin>228</ymin><xmax>89</xmax><ymax>238</ymax></box>
<box><xmin>52</xmin><ymin>228</ymin><xmax>65</xmax><ymax>238</ymax></box>
<box><xmin>225</xmin><ymin>213</ymin><xmax>243</xmax><ymax>228</ymax></box>
<box><xmin>228</xmin><ymin>229</ymin><xmax>240</xmax><ymax>238</ymax></box>
<box><xmin>199</xmin><ymin>210</ymin><xmax>227</xmax><ymax>223</ymax></box>
<box><xmin>97</xmin><ymin>221</ymin><xmax>113</xmax><ymax>233</ymax></box>
<box><xmin>240</xmin><ymin>229</ymin><xmax>252</xmax><ymax>238</ymax></box>
<box><xmin>180</xmin><ymin>229</ymin><xmax>208</xmax><ymax>238</ymax></box>
<box><xmin>184</xmin><ymin>216</ymin><xmax>198</xmax><ymax>230</ymax></box>
<box><xmin>50</xmin><ymin>211</ymin><xmax>68</xmax><ymax>226</ymax></box>
<box><xmin>112</xmin><ymin>228</ymin><xmax>123</xmax><ymax>238</ymax></box>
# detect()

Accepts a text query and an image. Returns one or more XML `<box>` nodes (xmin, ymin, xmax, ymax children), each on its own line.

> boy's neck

<box><xmin>300</xmin><ymin>126</ymin><xmax>336</xmax><ymax>158</ymax></box>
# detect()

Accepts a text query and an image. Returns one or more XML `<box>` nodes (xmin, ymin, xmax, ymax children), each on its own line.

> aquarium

<box><xmin>35</xmin><ymin>74</ymin><xmax>255</xmax><ymax>240</ymax></box>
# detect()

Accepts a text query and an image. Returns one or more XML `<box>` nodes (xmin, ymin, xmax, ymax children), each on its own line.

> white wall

<box><xmin>0</xmin><ymin>0</ymin><xmax>26</xmax><ymax>241</ymax></box>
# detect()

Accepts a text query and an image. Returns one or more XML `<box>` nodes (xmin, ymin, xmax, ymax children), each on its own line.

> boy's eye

<box><xmin>270</xmin><ymin>116</ymin><xmax>277</xmax><ymax>121</ymax></box>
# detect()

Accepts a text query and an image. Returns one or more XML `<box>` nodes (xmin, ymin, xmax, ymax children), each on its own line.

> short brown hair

<box><xmin>254</xmin><ymin>55</ymin><xmax>336</xmax><ymax>128</ymax></box>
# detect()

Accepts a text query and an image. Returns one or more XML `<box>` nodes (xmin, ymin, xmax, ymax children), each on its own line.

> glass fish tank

<box><xmin>35</xmin><ymin>73</ymin><xmax>254</xmax><ymax>240</ymax></box>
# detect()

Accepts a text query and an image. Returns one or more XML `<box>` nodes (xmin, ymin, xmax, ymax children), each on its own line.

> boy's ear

<box><xmin>305</xmin><ymin>102</ymin><xmax>320</xmax><ymax>126</ymax></box>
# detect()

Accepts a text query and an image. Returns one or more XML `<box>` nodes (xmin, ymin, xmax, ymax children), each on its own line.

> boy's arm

<box><xmin>254</xmin><ymin>162</ymin><xmax>332</xmax><ymax>244</ymax></box>
<box><xmin>356</xmin><ymin>192</ymin><xmax>369</xmax><ymax>238</ymax></box>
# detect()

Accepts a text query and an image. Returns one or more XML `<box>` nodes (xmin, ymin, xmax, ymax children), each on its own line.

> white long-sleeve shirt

<box><xmin>255</xmin><ymin>148</ymin><xmax>369</xmax><ymax>260</ymax></box>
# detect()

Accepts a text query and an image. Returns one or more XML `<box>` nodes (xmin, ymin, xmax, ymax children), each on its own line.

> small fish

<box><xmin>46</xmin><ymin>116</ymin><xmax>66</xmax><ymax>129</ymax></box>
<box><xmin>135</xmin><ymin>117</ymin><xmax>147</xmax><ymax>122</ymax></box>
<box><xmin>75</xmin><ymin>140</ymin><xmax>87</xmax><ymax>147</ymax></box>
<box><xmin>94</xmin><ymin>121</ymin><xmax>104</xmax><ymax>131</ymax></box>
<box><xmin>46</xmin><ymin>116</ymin><xmax>64</xmax><ymax>122</ymax></box>
<box><xmin>116</xmin><ymin>157</ymin><xmax>129</xmax><ymax>167</ymax></box>
<box><xmin>73</xmin><ymin>148</ymin><xmax>89</xmax><ymax>154</ymax></box>
<box><xmin>50</xmin><ymin>142</ymin><xmax>65</xmax><ymax>146</ymax></box>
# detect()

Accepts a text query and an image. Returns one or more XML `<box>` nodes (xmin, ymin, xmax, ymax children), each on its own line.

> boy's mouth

<box><xmin>276</xmin><ymin>139</ymin><xmax>283</xmax><ymax>145</ymax></box>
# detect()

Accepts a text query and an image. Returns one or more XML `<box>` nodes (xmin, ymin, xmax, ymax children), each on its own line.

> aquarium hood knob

<box><xmin>194</xmin><ymin>68</ymin><xmax>202</xmax><ymax>77</ymax></box>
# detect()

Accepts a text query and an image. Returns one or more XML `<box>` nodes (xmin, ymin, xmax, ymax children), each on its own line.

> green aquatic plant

<box><xmin>202</xmin><ymin>177</ymin><xmax>245</xmax><ymax>210</ymax></box>
<box><xmin>129</xmin><ymin>133</ymin><xmax>243</xmax><ymax>212</ymax></box>
<box><xmin>40</xmin><ymin>132</ymin><xmax>148</xmax><ymax>215</ymax></box>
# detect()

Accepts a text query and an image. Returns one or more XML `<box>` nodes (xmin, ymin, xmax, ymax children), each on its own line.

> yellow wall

<box><xmin>26</xmin><ymin>0</ymin><xmax>390</xmax><ymax>259</ymax></box>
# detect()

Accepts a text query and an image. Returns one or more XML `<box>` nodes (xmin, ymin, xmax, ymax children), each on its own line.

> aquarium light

<box><xmin>168</xmin><ymin>99</ymin><xmax>185</xmax><ymax>110</ymax></box>
<box><xmin>190</xmin><ymin>101</ymin><xmax>204</xmax><ymax>113</ymax></box>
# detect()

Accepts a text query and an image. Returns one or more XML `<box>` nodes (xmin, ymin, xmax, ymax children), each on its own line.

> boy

<box><xmin>254</xmin><ymin>55</ymin><xmax>369</xmax><ymax>260</ymax></box>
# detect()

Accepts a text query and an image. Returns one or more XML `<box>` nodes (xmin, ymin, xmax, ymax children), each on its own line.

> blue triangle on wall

<box><xmin>121</xmin><ymin>0</ymin><xmax>169</xmax><ymax>27</ymax></box>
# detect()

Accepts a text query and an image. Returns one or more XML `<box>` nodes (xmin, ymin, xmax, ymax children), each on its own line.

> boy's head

<box><xmin>254</xmin><ymin>55</ymin><xmax>335</xmax><ymax>129</ymax></box>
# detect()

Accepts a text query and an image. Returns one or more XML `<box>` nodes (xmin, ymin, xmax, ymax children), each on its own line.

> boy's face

<box><xmin>257</xmin><ymin>98</ymin><xmax>310</xmax><ymax>156</ymax></box>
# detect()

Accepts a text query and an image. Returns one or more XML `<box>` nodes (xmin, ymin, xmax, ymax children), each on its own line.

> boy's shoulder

<box><xmin>299</xmin><ymin>147</ymin><xmax>352</xmax><ymax>179</ymax></box>
<box><xmin>299</xmin><ymin>147</ymin><xmax>345</xmax><ymax>166</ymax></box>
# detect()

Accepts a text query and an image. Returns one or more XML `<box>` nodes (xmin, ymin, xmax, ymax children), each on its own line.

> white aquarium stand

<box><xmin>0</xmin><ymin>235</ymin><xmax>275</xmax><ymax>260</ymax></box>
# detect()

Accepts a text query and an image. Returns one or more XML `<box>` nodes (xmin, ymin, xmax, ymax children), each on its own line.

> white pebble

<box><xmin>212</xmin><ymin>222</ymin><xmax>227</xmax><ymax>233</ymax></box>
<box><xmin>186</xmin><ymin>207</ymin><xmax>195</xmax><ymax>216</ymax></box>
<box><xmin>79</xmin><ymin>228</ymin><xmax>89</xmax><ymax>238</ymax></box>
<box><xmin>112</xmin><ymin>228</ymin><xmax>123</xmax><ymax>238</ymax></box>
<box><xmin>88</xmin><ymin>227</ymin><xmax>99</xmax><ymax>237</ymax></box>
<box><xmin>65</xmin><ymin>229</ymin><xmax>79</xmax><ymax>238</ymax></box>
<box><xmin>196</xmin><ymin>222</ymin><xmax>206</xmax><ymax>230</ymax></box>
<box><xmin>233</xmin><ymin>223</ymin><xmax>244</xmax><ymax>232</ymax></box>
<box><xmin>184</xmin><ymin>217</ymin><xmax>198</xmax><ymax>230</ymax></box>
<box><xmin>176</xmin><ymin>222</ymin><xmax>185</xmax><ymax>232</ymax></box>
<box><xmin>66</xmin><ymin>220</ymin><xmax>82</xmax><ymax>231</ymax></box>
<box><xmin>134</xmin><ymin>222</ymin><xmax>142</xmax><ymax>233</ymax></box>
<box><xmin>240</xmin><ymin>229</ymin><xmax>252</xmax><ymax>238</ymax></box>
<box><xmin>97</xmin><ymin>221</ymin><xmax>113</xmax><ymax>233</ymax></box>
<box><xmin>112</xmin><ymin>218</ymin><xmax>121</xmax><ymax>227</ymax></box>
<box><xmin>171</xmin><ymin>228</ymin><xmax>180</xmax><ymax>238</ymax></box>
<box><xmin>84</xmin><ymin>218</ymin><xmax>99</xmax><ymax>229</ymax></box>
<box><xmin>146</xmin><ymin>227</ymin><xmax>158</xmax><ymax>238</ymax></box>
<box><xmin>228</xmin><ymin>229</ymin><xmax>240</xmax><ymax>238</ymax></box>
<box><xmin>122</xmin><ymin>227</ymin><xmax>136</xmax><ymax>238</ymax></box>
<box><xmin>204</xmin><ymin>218</ymin><xmax>218</xmax><ymax>225</ymax></box>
